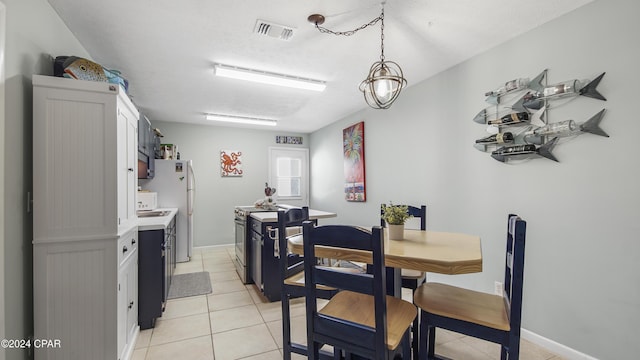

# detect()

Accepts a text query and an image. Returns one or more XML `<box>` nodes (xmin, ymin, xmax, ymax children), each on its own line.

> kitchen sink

<box><xmin>137</xmin><ymin>210</ymin><xmax>171</xmax><ymax>218</ymax></box>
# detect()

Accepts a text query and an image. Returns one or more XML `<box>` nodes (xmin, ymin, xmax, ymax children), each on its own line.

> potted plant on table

<box><xmin>381</xmin><ymin>203</ymin><xmax>412</xmax><ymax>240</ymax></box>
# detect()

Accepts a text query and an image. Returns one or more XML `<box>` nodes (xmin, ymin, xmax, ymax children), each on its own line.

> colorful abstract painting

<box><xmin>343</xmin><ymin>122</ymin><xmax>366</xmax><ymax>202</ymax></box>
<box><xmin>220</xmin><ymin>150</ymin><xmax>243</xmax><ymax>177</ymax></box>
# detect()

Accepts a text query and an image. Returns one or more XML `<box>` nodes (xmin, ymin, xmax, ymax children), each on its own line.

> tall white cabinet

<box><xmin>32</xmin><ymin>75</ymin><xmax>140</xmax><ymax>360</ymax></box>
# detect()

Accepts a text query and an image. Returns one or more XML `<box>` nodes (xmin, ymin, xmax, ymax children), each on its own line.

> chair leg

<box><xmin>425</xmin><ymin>324</ymin><xmax>436</xmax><ymax>360</ymax></box>
<box><xmin>506</xmin><ymin>331</ymin><xmax>520</xmax><ymax>360</ymax></box>
<box><xmin>410</xmin><ymin>281</ymin><xmax>419</xmax><ymax>360</ymax></box>
<box><xmin>418</xmin><ymin>311</ymin><xmax>428</xmax><ymax>360</ymax></box>
<box><xmin>281</xmin><ymin>293</ymin><xmax>292</xmax><ymax>360</ymax></box>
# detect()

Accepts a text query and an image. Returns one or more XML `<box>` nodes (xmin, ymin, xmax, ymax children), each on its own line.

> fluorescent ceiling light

<box><xmin>213</xmin><ymin>63</ymin><xmax>326</xmax><ymax>92</ymax></box>
<box><xmin>206</xmin><ymin>113</ymin><xmax>277</xmax><ymax>127</ymax></box>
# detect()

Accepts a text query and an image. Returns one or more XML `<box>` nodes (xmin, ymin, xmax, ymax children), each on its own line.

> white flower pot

<box><xmin>388</xmin><ymin>224</ymin><xmax>405</xmax><ymax>240</ymax></box>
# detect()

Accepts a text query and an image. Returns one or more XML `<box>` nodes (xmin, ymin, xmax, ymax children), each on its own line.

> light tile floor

<box><xmin>133</xmin><ymin>245</ymin><xmax>566</xmax><ymax>360</ymax></box>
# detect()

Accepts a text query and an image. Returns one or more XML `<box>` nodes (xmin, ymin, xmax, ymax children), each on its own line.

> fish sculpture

<box><xmin>524</xmin><ymin>109</ymin><xmax>608</xmax><ymax>144</ymax></box>
<box><xmin>54</xmin><ymin>56</ymin><xmax>129</xmax><ymax>92</ymax></box>
<box><xmin>485</xmin><ymin>70</ymin><xmax>546</xmax><ymax>105</ymax></box>
<box><xmin>523</xmin><ymin>72</ymin><xmax>606</xmax><ymax>109</ymax></box>
<box><xmin>473</xmin><ymin>94</ymin><xmax>539</xmax><ymax>124</ymax></box>
<box><xmin>491</xmin><ymin>137</ymin><xmax>559</xmax><ymax>163</ymax></box>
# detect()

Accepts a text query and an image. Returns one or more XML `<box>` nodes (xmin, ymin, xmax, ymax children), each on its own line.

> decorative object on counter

<box><xmin>220</xmin><ymin>150</ymin><xmax>243</xmax><ymax>177</ymax></box>
<box><xmin>474</xmin><ymin>69</ymin><xmax>608</xmax><ymax>162</ymax></box>
<box><xmin>161</xmin><ymin>144</ymin><xmax>178</xmax><ymax>159</ymax></box>
<box><xmin>53</xmin><ymin>55</ymin><xmax>129</xmax><ymax>92</ymax></box>
<box><xmin>344</xmin><ymin>122</ymin><xmax>366</xmax><ymax>202</ymax></box>
<box><xmin>264</xmin><ymin>182</ymin><xmax>277</xmax><ymax>205</ymax></box>
<box><xmin>275</xmin><ymin>135</ymin><xmax>303</xmax><ymax>144</ymax></box>
<box><xmin>308</xmin><ymin>2</ymin><xmax>406</xmax><ymax>109</ymax></box>
<box><xmin>381</xmin><ymin>202</ymin><xmax>412</xmax><ymax>240</ymax></box>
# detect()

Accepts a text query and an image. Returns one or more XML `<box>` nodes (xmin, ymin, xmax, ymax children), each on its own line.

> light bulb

<box><xmin>374</xmin><ymin>68</ymin><xmax>392</xmax><ymax>103</ymax></box>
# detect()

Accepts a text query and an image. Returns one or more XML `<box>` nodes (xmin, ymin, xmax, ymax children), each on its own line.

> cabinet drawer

<box><xmin>119</xmin><ymin>230</ymin><xmax>138</xmax><ymax>266</ymax></box>
<box><xmin>250</xmin><ymin>219</ymin><xmax>262</xmax><ymax>234</ymax></box>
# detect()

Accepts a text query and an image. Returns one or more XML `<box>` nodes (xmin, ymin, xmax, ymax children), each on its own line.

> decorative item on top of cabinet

<box><xmin>32</xmin><ymin>75</ymin><xmax>140</xmax><ymax>360</ymax></box>
<box><xmin>275</xmin><ymin>135</ymin><xmax>303</xmax><ymax>144</ymax></box>
<box><xmin>473</xmin><ymin>69</ymin><xmax>609</xmax><ymax>163</ymax></box>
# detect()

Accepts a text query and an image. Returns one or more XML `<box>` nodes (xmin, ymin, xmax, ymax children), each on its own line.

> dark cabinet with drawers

<box><xmin>138</xmin><ymin>216</ymin><xmax>176</xmax><ymax>329</ymax></box>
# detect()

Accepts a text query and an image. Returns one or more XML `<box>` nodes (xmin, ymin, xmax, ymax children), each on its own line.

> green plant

<box><xmin>381</xmin><ymin>202</ymin><xmax>412</xmax><ymax>225</ymax></box>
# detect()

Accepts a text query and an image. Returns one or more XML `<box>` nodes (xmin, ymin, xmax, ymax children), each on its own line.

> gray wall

<box><xmin>147</xmin><ymin>120</ymin><xmax>308</xmax><ymax>246</ymax></box>
<box><xmin>309</xmin><ymin>0</ymin><xmax>639</xmax><ymax>359</ymax></box>
<box><xmin>2</xmin><ymin>0</ymin><xmax>89</xmax><ymax>359</ymax></box>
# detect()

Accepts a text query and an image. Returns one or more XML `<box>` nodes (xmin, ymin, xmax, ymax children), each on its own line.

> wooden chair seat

<box><xmin>320</xmin><ymin>290</ymin><xmax>417</xmax><ymax>350</ymax></box>
<box><xmin>414</xmin><ymin>214</ymin><xmax>526</xmax><ymax>360</ymax></box>
<box><xmin>413</xmin><ymin>282</ymin><xmax>510</xmax><ymax>331</ymax></box>
<box><xmin>401</xmin><ymin>269</ymin><xmax>425</xmax><ymax>279</ymax></box>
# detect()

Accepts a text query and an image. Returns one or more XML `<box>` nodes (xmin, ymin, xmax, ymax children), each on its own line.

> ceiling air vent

<box><xmin>254</xmin><ymin>19</ymin><xmax>295</xmax><ymax>41</ymax></box>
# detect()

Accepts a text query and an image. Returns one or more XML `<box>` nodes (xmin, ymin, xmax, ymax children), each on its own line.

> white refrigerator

<box><xmin>142</xmin><ymin>159</ymin><xmax>195</xmax><ymax>262</ymax></box>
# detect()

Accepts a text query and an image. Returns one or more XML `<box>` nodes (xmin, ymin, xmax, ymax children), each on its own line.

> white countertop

<box><xmin>137</xmin><ymin>208</ymin><xmax>178</xmax><ymax>231</ymax></box>
<box><xmin>249</xmin><ymin>209</ymin><xmax>336</xmax><ymax>223</ymax></box>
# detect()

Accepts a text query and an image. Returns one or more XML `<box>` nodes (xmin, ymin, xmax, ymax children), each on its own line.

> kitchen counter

<box><xmin>137</xmin><ymin>208</ymin><xmax>178</xmax><ymax>230</ymax></box>
<box><xmin>249</xmin><ymin>208</ymin><xmax>336</xmax><ymax>223</ymax></box>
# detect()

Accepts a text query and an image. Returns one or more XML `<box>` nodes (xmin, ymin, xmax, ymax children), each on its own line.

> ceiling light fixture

<box><xmin>308</xmin><ymin>2</ymin><xmax>406</xmax><ymax>109</ymax></box>
<box><xmin>205</xmin><ymin>113</ymin><xmax>277</xmax><ymax>127</ymax></box>
<box><xmin>213</xmin><ymin>63</ymin><xmax>326</xmax><ymax>92</ymax></box>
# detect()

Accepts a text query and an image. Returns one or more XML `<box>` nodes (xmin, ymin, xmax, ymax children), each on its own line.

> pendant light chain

<box><xmin>309</xmin><ymin>1</ymin><xmax>406</xmax><ymax>109</ymax></box>
<box><xmin>314</xmin><ymin>14</ymin><xmax>382</xmax><ymax>37</ymax></box>
<box><xmin>380</xmin><ymin>5</ymin><xmax>385</xmax><ymax>62</ymax></box>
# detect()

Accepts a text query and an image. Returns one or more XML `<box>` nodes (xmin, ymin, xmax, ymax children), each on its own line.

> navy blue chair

<box><xmin>381</xmin><ymin>204</ymin><xmax>427</xmax><ymax>359</ymax></box>
<box><xmin>303</xmin><ymin>222</ymin><xmax>417</xmax><ymax>360</ymax></box>
<box><xmin>277</xmin><ymin>208</ymin><xmax>341</xmax><ymax>360</ymax></box>
<box><xmin>413</xmin><ymin>214</ymin><xmax>527</xmax><ymax>360</ymax></box>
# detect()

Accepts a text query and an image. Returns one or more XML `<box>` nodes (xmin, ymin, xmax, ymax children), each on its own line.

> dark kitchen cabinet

<box><xmin>138</xmin><ymin>216</ymin><xmax>176</xmax><ymax>329</ymax></box>
<box><xmin>249</xmin><ymin>217</ymin><xmax>284</xmax><ymax>302</ymax></box>
<box><xmin>138</xmin><ymin>114</ymin><xmax>152</xmax><ymax>156</ymax></box>
<box><xmin>138</xmin><ymin>115</ymin><xmax>156</xmax><ymax>179</ymax></box>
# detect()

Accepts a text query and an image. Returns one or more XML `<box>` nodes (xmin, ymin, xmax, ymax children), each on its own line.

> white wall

<box><xmin>0</xmin><ymin>3</ymin><xmax>6</xmax><ymax>358</ymax></box>
<box><xmin>2</xmin><ymin>1</ymin><xmax>89</xmax><ymax>359</ymax></box>
<box><xmin>147</xmin><ymin>120</ymin><xmax>308</xmax><ymax>247</ymax></box>
<box><xmin>309</xmin><ymin>0</ymin><xmax>639</xmax><ymax>359</ymax></box>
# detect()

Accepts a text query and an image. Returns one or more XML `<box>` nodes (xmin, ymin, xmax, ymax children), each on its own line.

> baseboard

<box><xmin>194</xmin><ymin>244</ymin><xmax>234</xmax><ymax>250</ymax></box>
<box><xmin>521</xmin><ymin>328</ymin><xmax>599</xmax><ymax>360</ymax></box>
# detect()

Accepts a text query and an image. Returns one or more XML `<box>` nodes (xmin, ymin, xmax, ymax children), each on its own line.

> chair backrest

<box><xmin>504</xmin><ymin>214</ymin><xmax>526</xmax><ymax>332</ymax></box>
<box><xmin>302</xmin><ymin>222</ymin><xmax>388</xmax><ymax>359</ymax></box>
<box><xmin>380</xmin><ymin>204</ymin><xmax>427</xmax><ymax>230</ymax></box>
<box><xmin>277</xmin><ymin>207</ymin><xmax>309</xmax><ymax>281</ymax></box>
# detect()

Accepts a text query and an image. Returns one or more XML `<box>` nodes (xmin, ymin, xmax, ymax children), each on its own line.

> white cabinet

<box><xmin>32</xmin><ymin>75</ymin><xmax>140</xmax><ymax>359</ymax></box>
<box><xmin>118</xmin><ymin>229</ymin><xmax>139</xmax><ymax>359</ymax></box>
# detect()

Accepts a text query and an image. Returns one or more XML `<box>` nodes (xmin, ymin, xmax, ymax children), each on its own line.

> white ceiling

<box><xmin>47</xmin><ymin>0</ymin><xmax>593</xmax><ymax>133</ymax></box>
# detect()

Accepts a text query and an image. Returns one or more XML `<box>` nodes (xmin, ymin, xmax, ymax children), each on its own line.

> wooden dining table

<box><xmin>288</xmin><ymin>227</ymin><xmax>482</xmax><ymax>295</ymax></box>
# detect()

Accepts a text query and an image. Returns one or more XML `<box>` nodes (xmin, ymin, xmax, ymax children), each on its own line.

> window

<box><xmin>269</xmin><ymin>147</ymin><xmax>308</xmax><ymax>206</ymax></box>
<box><xmin>276</xmin><ymin>157</ymin><xmax>301</xmax><ymax>197</ymax></box>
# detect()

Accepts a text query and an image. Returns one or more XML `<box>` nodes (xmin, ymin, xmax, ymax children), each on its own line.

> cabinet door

<box><xmin>117</xmin><ymin>260</ymin><xmax>129</xmax><ymax>358</ymax></box>
<box><xmin>126</xmin><ymin>250</ymin><xmax>139</xmax><ymax>342</ymax></box>
<box><xmin>117</xmin><ymin>101</ymin><xmax>138</xmax><ymax>228</ymax></box>
<box><xmin>118</xmin><ymin>247</ymin><xmax>138</xmax><ymax>359</ymax></box>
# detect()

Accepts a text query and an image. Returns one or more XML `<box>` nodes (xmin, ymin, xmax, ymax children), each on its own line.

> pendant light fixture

<box><xmin>308</xmin><ymin>2</ymin><xmax>407</xmax><ymax>109</ymax></box>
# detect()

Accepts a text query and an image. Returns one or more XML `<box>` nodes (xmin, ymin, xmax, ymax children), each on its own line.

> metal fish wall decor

<box><xmin>474</xmin><ymin>69</ymin><xmax>609</xmax><ymax>162</ymax></box>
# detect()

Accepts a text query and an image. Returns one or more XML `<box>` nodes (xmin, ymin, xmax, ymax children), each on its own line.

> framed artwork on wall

<box><xmin>220</xmin><ymin>150</ymin><xmax>243</xmax><ymax>177</ymax></box>
<box><xmin>343</xmin><ymin>121</ymin><xmax>366</xmax><ymax>202</ymax></box>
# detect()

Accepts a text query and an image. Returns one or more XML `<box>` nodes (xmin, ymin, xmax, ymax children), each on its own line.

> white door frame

<box><xmin>0</xmin><ymin>2</ymin><xmax>7</xmax><ymax>359</ymax></box>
